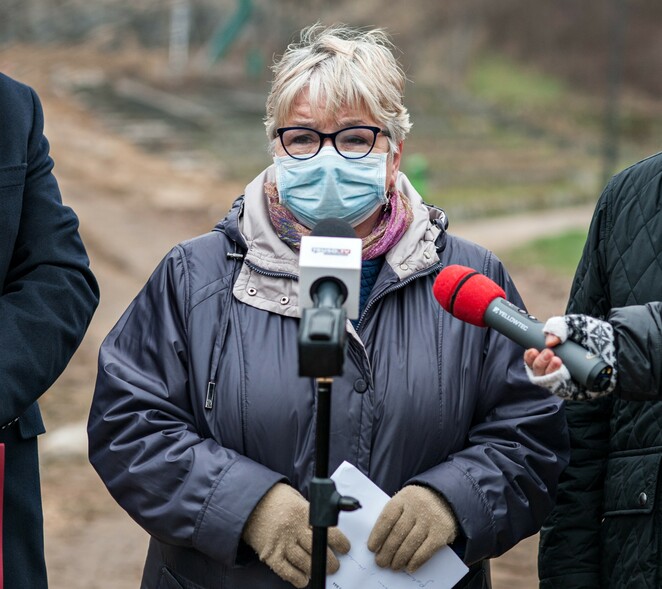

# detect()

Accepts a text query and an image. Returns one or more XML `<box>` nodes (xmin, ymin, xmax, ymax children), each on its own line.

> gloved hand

<box><xmin>242</xmin><ymin>483</ymin><xmax>350</xmax><ymax>588</ymax></box>
<box><xmin>524</xmin><ymin>313</ymin><xmax>618</xmax><ymax>400</ymax></box>
<box><xmin>367</xmin><ymin>485</ymin><xmax>458</xmax><ymax>573</ymax></box>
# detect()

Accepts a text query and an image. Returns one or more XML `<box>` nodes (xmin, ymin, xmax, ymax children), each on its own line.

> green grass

<box><xmin>401</xmin><ymin>53</ymin><xmax>603</xmax><ymax>219</ymax></box>
<box><xmin>468</xmin><ymin>54</ymin><xmax>566</xmax><ymax>111</ymax></box>
<box><xmin>502</xmin><ymin>229</ymin><xmax>588</xmax><ymax>277</ymax></box>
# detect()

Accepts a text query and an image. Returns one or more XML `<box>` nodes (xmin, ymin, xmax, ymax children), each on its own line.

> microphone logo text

<box><xmin>311</xmin><ymin>247</ymin><xmax>352</xmax><ymax>256</ymax></box>
<box><xmin>491</xmin><ymin>305</ymin><xmax>529</xmax><ymax>331</ymax></box>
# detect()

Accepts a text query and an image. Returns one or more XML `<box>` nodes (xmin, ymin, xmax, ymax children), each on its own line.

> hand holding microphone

<box><xmin>524</xmin><ymin>314</ymin><xmax>618</xmax><ymax>400</ymax></box>
<box><xmin>433</xmin><ymin>265</ymin><xmax>616</xmax><ymax>397</ymax></box>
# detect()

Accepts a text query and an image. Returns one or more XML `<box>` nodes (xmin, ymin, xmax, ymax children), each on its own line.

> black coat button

<box><xmin>639</xmin><ymin>492</ymin><xmax>648</xmax><ymax>507</ymax></box>
<box><xmin>354</xmin><ymin>378</ymin><xmax>368</xmax><ymax>393</ymax></box>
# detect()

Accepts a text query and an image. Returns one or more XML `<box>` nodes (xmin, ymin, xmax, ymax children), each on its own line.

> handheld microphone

<box><xmin>298</xmin><ymin>219</ymin><xmax>362</xmax><ymax>377</ymax></box>
<box><xmin>433</xmin><ymin>264</ymin><xmax>614</xmax><ymax>392</ymax></box>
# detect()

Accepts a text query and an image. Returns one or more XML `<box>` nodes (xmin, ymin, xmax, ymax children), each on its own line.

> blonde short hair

<box><xmin>265</xmin><ymin>24</ymin><xmax>412</xmax><ymax>153</ymax></box>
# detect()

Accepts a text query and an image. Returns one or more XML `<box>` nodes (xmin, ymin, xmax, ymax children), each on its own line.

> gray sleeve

<box><xmin>87</xmin><ymin>247</ymin><xmax>284</xmax><ymax>565</ymax></box>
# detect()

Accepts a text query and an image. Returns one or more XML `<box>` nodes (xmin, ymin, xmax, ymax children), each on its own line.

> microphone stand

<box><xmin>299</xmin><ymin>280</ymin><xmax>361</xmax><ymax>589</ymax></box>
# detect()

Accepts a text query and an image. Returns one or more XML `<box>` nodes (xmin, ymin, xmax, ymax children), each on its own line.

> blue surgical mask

<box><xmin>274</xmin><ymin>146</ymin><xmax>388</xmax><ymax>228</ymax></box>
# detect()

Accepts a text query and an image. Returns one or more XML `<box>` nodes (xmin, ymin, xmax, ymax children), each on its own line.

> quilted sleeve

<box><xmin>608</xmin><ymin>302</ymin><xmax>662</xmax><ymax>401</ymax></box>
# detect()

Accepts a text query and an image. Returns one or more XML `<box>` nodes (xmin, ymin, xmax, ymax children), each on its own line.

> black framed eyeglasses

<box><xmin>276</xmin><ymin>125</ymin><xmax>389</xmax><ymax>160</ymax></box>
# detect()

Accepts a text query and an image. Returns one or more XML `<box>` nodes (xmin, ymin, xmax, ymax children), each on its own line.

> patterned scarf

<box><xmin>264</xmin><ymin>183</ymin><xmax>413</xmax><ymax>260</ymax></box>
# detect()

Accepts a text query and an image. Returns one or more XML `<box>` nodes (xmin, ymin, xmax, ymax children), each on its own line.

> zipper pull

<box><xmin>205</xmin><ymin>381</ymin><xmax>216</xmax><ymax>410</ymax></box>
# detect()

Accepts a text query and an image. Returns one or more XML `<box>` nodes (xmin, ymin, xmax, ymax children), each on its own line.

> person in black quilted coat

<box><xmin>527</xmin><ymin>151</ymin><xmax>662</xmax><ymax>588</ymax></box>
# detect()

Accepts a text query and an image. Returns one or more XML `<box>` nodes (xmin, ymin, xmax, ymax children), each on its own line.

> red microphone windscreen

<box><xmin>433</xmin><ymin>265</ymin><xmax>506</xmax><ymax>327</ymax></box>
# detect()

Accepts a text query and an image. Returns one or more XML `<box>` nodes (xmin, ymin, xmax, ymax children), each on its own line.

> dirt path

<box><xmin>0</xmin><ymin>46</ymin><xmax>594</xmax><ymax>589</ymax></box>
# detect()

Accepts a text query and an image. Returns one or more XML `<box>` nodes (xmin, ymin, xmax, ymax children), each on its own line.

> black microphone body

<box><xmin>484</xmin><ymin>297</ymin><xmax>613</xmax><ymax>392</ymax></box>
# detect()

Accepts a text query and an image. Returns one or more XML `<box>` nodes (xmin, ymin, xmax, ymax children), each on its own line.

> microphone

<box><xmin>299</xmin><ymin>218</ymin><xmax>362</xmax><ymax>319</ymax></box>
<box><xmin>298</xmin><ymin>219</ymin><xmax>362</xmax><ymax>377</ymax></box>
<box><xmin>433</xmin><ymin>264</ymin><xmax>614</xmax><ymax>392</ymax></box>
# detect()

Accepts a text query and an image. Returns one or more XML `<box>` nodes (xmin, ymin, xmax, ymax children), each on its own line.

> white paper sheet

<box><xmin>327</xmin><ymin>461</ymin><xmax>469</xmax><ymax>589</ymax></box>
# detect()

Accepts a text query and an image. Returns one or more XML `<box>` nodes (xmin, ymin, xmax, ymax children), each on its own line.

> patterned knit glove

<box><xmin>525</xmin><ymin>314</ymin><xmax>618</xmax><ymax>400</ymax></box>
<box><xmin>367</xmin><ymin>485</ymin><xmax>458</xmax><ymax>573</ymax></box>
<box><xmin>242</xmin><ymin>483</ymin><xmax>350</xmax><ymax>588</ymax></box>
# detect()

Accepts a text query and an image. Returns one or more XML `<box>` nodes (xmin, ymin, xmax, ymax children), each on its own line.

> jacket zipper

<box><xmin>244</xmin><ymin>258</ymin><xmax>299</xmax><ymax>281</ymax></box>
<box><xmin>355</xmin><ymin>261</ymin><xmax>444</xmax><ymax>331</ymax></box>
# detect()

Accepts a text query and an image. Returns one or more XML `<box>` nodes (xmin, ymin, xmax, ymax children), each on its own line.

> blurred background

<box><xmin>0</xmin><ymin>1</ymin><xmax>659</xmax><ymax>587</ymax></box>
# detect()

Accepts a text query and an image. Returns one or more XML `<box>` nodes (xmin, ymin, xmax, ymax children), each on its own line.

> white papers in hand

<box><xmin>327</xmin><ymin>461</ymin><xmax>469</xmax><ymax>589</ymax></box>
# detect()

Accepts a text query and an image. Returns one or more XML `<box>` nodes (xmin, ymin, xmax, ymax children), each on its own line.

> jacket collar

<box><xmin>225</xmin><ymin>166</ymin><xmax>443</xmax><ymax>317</ymax></box>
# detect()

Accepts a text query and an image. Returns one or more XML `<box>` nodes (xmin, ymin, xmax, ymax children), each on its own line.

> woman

<box><xmin>88</xmin><ymin>24</ymin><xmax>568</xmax><ymax>589</ymax></box>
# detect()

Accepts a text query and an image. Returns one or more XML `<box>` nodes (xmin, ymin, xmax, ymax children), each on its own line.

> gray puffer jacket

<box><xmin>88</xmin><ymin>170</ymin><xmax>568</xmax><ymax>589</ymax></box>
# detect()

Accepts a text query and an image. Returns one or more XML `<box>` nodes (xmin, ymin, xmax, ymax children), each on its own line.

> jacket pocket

<box><xmin>603</xmin><ymin>451</ymin><xmax>662</xmax><ymax>516</ymax></box>
<box><xmin>156</xmin><ymin>566</ymin><xmax>206</xmax><ymax>589</ymax></box>
<box><xmin>156</xmin><ymin>567</ymin><xmax>184</xmax><ymax>589</ymax></box>
<box><xmin>601</xmin><ymin>451</ymin><xmax>662</xmax><ymax>587</ymax></box>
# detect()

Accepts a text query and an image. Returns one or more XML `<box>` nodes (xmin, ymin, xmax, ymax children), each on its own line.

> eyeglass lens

<box><xmin>280</xmin><ymin>127</ymin><xmax>377</xmax><ymax>159</ymax></box>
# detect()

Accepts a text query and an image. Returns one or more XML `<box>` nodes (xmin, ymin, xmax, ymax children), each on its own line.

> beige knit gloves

<box><xmin>244</xmin><ymin>482</ymin><xmax>457</xmax><ymax>584</ymax></box>
<box><xmin>242</xmin><ymin>483</ymin><xmax>351</xmax><ymax>588</ymax></box>
<box><xmin>368</xmin><ymin>485</ymin><xmax>459</xmax><ymax>573</ymax></box>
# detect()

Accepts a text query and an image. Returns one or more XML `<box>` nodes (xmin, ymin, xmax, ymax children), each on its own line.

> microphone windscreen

<box><xmin>433</xmin><ymin>265</ymin><xmax>506</xmax><ymax>327</ymax></box>
<box><xmin>311</xmin><ymin>218</ymin><xmax>357</xmax><ymax>239</ymax></box>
